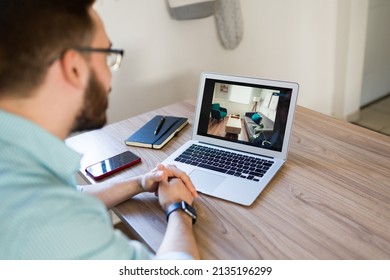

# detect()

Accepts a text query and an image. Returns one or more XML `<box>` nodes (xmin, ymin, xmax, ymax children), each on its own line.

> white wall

<box><xmin>361</xmin><ymin>0</ymin><xmax>390</xmax><ymax>106</ymax></box>
<box><xmin>95</xmin><ymin>0</ymin><xmax>368</xmax><ymax>123</ymax></box>
<box><xmin>332</xmin><ymin>0</ymin><xmax>369</xmax><ymax>120</ymax></box>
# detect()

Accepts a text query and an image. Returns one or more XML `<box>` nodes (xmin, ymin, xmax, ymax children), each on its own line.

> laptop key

<box><xmin>249</xmin><ymin>171</ymin><xmax>264</xmax><ymax>177</ymax></box>
<box><xmin>198</xmin><ymin>163</ymin><xmax>228</xmax><ymax>174</ymax></box>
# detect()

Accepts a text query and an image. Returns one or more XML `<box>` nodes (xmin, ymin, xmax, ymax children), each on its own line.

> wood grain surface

<box><xmin>66</xmin><ymin>100</ymin><xmax>390</xmax><ymax>259</ymax></box>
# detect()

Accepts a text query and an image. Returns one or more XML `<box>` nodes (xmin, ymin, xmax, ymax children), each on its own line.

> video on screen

<box><xmin>197</xmin><ymin>80</ymin><xmax>292</xmax><ymax>152</ymax></box>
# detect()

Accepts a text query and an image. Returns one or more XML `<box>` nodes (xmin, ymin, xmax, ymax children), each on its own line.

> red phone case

<box><xmin>85</xmin><ymin>151</ymin><xmax>141</xmax><ymax>180</ymax></box>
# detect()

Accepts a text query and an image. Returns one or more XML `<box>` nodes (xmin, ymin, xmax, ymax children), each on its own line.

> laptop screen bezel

<box><xmin>192</xmin><ymin>72</ymin><xmax>299</xmax><ymax>160</ymax></box>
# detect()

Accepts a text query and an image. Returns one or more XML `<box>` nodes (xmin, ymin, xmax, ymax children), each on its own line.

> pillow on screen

<box><xmin>251</xmin><ymin>113</ymin><xmax>262</xmax><ymax>124</ymax></box>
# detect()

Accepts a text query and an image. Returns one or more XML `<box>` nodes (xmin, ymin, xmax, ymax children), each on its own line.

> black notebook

<box><xmin>125</xmin><ymin>115</ymin><xmax>188</xmax><ymax>149</ymax></box>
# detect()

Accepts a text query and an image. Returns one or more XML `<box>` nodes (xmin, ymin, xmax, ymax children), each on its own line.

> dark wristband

<box><xmin>165</xmin><ymin>201</ymin><xmax>197</xmax><ymax>224</ymax></box>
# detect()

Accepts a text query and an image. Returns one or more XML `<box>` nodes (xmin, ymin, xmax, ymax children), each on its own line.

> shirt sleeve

<box><xmin>154</xmin><ymin>251</ymin><xmax>194</xmax><ymax>260</ymax></box>
<box><xmin>15</xmin><ymin>188</ymin><xmax>154</xmax><ymax>260</ymax></box>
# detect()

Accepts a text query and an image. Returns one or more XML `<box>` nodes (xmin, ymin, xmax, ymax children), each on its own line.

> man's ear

<box><xmin>60</xmin><ymin>49</ymin><xmax>89</xmax><ymax>89</ymax></box>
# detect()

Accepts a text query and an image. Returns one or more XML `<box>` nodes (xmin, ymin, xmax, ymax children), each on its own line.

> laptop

<box><xmin>163</xmin><ymin>72</ymin><xmax>299</xmax><ymax>206</ymax></box>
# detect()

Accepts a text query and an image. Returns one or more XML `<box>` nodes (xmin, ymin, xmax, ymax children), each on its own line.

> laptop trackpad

<box><xmin>189</xmin><ymin>169</ymin><xmax>225</xmax><ymax>194</ymax></box>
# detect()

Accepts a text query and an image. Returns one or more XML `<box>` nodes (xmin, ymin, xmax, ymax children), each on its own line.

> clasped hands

<box><xmin>140</xmin><ymin>163</ymin><xmax>198</xmax><ymax>210</ymax></box>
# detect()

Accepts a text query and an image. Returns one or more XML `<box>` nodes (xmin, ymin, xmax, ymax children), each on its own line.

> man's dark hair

<box><xmin>0</xmin><ymin>0</ymin><xmax>96</xmax><ymax>97</ymax></box>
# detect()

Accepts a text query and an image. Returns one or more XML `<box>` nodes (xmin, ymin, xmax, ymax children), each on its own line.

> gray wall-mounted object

<box><xmin>167</xmin><ymin>0</ymin><xmax>215</xmax><ymax>20</ymax></box>
<box><xmin>215</xmin><ymin>0</ymin><xmax>243</xmax><ymax>50</ymax></box>
<box><xmin>167</xmin><ymin>0</ymin><xmax>243</xmax><ymax>50</ymax></box>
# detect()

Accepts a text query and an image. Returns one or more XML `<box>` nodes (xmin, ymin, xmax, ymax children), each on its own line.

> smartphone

<box><xmin>85</xmin><ymin>151</ymin><xmax>141</xmax><ymax>180</ymax></box>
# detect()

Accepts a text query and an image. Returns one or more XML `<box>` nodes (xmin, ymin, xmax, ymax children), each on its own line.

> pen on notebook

<box><xmin>154</xmin><ymin>116</ymin><xmax>165</xmax><ymax>135</ymax></box>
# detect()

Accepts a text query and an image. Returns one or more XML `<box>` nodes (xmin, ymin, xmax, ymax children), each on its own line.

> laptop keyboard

<box><xmin>174</xmin><ymin>144</ymin><xmax>274</xmax><ymax>182</ymax></box>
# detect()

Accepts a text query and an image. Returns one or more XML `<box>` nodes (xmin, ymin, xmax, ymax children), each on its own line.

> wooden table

<box><xmin>66</xmin><ymin>99</ymin><xmax>390</xmax><ymax>259</ymax></box>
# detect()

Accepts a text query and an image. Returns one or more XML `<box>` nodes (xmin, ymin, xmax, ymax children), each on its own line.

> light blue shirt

<box><xmin>0</xmin><ymin>110</ymin><xmax>153</xmax><ymax>259</ymax></box>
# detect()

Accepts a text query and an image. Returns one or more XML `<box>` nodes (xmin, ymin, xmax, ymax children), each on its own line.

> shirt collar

<box><xmin>0</xmin><ymin>110</ymin><xmax>82</xmax><ymax>184</ymax></box>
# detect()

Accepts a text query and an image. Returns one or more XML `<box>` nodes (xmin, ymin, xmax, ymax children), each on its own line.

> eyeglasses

<box><xmin>74</xmin><ymin>47</ymin><xmax>124</xmax><ymax>71</ymax></box>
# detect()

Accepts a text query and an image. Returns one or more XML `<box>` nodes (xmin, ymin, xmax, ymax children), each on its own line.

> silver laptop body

<box><xmin>163</xmin><ymin>72</ymin><xmax>299</xmax><ymax>206</ymax></box>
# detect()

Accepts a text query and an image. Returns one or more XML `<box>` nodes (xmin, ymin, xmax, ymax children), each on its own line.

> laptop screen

<box><xmin>196</xmin><ymin>77</ymin><xmax>294</xmax><ymax>153</ymax></box>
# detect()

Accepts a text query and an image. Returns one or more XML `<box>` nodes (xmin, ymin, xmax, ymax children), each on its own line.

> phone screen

<box><xmin>85</xmin><ymin>151</ymin><xmax>141</xmax><ymax>180</ymax></box>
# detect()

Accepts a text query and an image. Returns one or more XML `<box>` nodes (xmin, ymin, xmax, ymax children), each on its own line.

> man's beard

<box><xmin>71</xmin><ymin>70</ymin><xmax>109</xmax><ymax>133</ymax></box>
